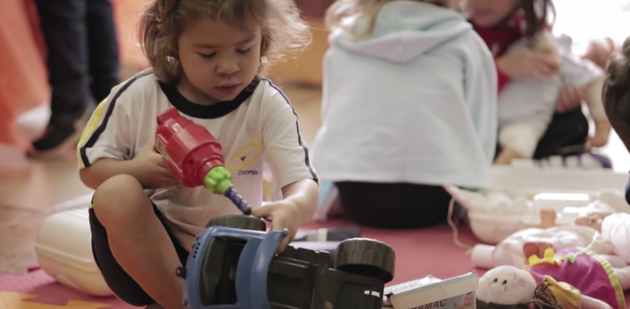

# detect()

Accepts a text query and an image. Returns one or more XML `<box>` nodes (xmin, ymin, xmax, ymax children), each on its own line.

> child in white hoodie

<box><xmin>311</xmin><ymin>0</ymin><xmax>497</xmax><ymax>229</ymax></box>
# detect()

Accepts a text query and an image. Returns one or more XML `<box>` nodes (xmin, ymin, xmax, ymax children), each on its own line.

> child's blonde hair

<box><xmin>138</xmin><ymin>0</ymin><xmax>312</xmax><ymax>84</ymax></box>
<box><xmin>325</xmin><ymin>0</ymin><xmax>455</xmax><ymax>40</ymax></box>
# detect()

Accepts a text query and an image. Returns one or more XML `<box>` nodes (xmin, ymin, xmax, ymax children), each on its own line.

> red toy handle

<box><xmin>155</xmin><ymin>108</ymin><xmax>225</xmax><ymax>188</ymax></box>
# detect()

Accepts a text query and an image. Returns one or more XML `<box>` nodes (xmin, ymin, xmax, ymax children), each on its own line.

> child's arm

<box><xmin>495</xmin><ymin>32</ymin><xmax>561</xmax><ymax>82</ymax></box>
<box><xmin>584</xmin><ymin>77</ymin><xmax>612</xmax><ymax>147</ymax></box>
<box><xmin>252</xmin><ymin>83</ymin><xmax>320</xmax><ymax>252</ymax></box>
<box><xmin>80</xmin><ymin>144</ymin><xmax>178</xmax><ymax>190</ymax></box>
<box><xmin>77</xmin><ymin>91</ymin><xmax>177</xmax><ymax>190</ymax></box>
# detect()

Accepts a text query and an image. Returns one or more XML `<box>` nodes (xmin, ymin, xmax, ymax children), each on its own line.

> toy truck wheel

<box><xmin>206</xmin><ymin>214</ymin><xmax>266</xmax><ymax>231</ymax></box>
<box><xmin>334</xmin><ymin>238</ymin><xmax>395</xmax><ymax>283</ymax></box>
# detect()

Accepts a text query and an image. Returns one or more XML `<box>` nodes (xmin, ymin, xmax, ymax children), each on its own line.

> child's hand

<box><xmin>252</xmin><ymin>200</ymin><xmax>301</xmax><ymax>253</ymax></box>
<box><xmin>130</xmin><ymin>142</ymin><xmax>180</xmax><ymax>188</ymax></box>
<box><xmin>555</xmin><ymin>86</ymin><xmax>585</xmax><ymax>113</ymax></box>
<box><xmin>496</xmin><ymin>50</ymin><xmax>561</xmax><ymax>81</ymax></box>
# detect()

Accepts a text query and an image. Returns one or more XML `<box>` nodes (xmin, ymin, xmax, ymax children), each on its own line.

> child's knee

<box><xmin>92</xmin><ymin>174</ymin><xmax>152</xmax><ymax>226</ymax></box>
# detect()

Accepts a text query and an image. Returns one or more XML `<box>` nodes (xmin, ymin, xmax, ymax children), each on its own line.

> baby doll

<box><xmin>472</xmin><ymin>202</ymin><xmax>630</xmax><ymax>269</ymax></box>
<box><xmin>495</xmin><ymin>29</ymin><xmax>611</xmax><ymax>165</ymax></box>
<box><xmin>476</xmin><ymin>248</ymin><xmax>630</xmax><ymax>309</ymax></box>
<box><xmin>539</xmin><ymin>205</ymin><xmax>630</xmax><ymax>265</ymax></box>
<box><xmin>453</xmin><ymin>292</ymin><xmax>475</xmax><ymax>309</ymax></box>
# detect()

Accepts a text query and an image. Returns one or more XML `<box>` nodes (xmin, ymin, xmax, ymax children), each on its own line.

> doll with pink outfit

<box><xmin>470</xmin><ymin>202</ymin><xmax>630</xmax><ymax>309</ymax></box>
<box><xmin>471</xmin><ymin>201</ymin><xmax>630</xmax><ymax>270</ymax></box>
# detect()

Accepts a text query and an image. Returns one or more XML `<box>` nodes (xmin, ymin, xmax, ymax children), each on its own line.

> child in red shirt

<box><xmin>468</xmin><ymin>0</ymin><xmax>612</xmax><ymax>166</ymax></box>
<box><xmin>468</xmin><ymin>0</ymin><xmax>558</xmax><ymax>92</ymax></box>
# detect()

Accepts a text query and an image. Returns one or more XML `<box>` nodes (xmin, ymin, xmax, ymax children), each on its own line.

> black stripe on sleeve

<box><xmin>79</xmin><ymin>70</ymin><xmax>152</xmax><ymax>168</ymax></box>
<box><xmin>264</xmin><ymin>79</ymin><xmax>319</xmax><ymax>183</ymax></box>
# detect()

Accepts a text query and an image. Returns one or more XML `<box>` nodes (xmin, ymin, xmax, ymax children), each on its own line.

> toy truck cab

<box><xmin>179</xmin><ymin>215</ymin><xmax>395</xmax><ymax>309</ymax></box>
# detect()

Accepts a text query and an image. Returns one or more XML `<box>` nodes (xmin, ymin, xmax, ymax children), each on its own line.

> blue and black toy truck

<box><xmin>177</xmin><ymin>215</ymin><xmax>396</xmax><ymax>309</ymax></box>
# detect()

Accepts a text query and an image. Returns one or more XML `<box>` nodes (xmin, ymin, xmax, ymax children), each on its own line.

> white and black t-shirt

<box><xmin>78</xmin><ymin>70</ymin><xmax>318</xmax><ymax>248</ymax></box>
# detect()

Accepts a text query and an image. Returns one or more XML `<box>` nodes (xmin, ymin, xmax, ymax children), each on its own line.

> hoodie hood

<box><xmin>331</xmin><ymin>1</ymin><xmax>472</xmax><ymax>63</ymax></box>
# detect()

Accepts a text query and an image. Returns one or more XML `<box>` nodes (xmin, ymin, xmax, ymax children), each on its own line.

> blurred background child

<box><xmin>312</xmin><ymin>0</ymin><xmax>497</xmax><ymax>229</ymax></box>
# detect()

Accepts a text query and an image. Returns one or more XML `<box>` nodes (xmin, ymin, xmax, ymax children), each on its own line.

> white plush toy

<box><xmin>476</xmin><ymin>259</ymin><xmax>627</xmax><ymax>309</ymax></box>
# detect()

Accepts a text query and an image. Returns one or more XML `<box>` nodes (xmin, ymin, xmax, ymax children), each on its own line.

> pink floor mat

<box><xmin>1</xmin><ymin>219</ymin><xmax>629</xmax><ymax>308</ymax></box>
<box><xmin>0</xmin><ymin>269</ymin><xmax>133</xmax><ymax>308</ymax></box>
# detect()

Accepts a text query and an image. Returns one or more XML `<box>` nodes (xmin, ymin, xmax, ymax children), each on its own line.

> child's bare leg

<box><xmin>614</xmin><ymin>266</ymin><xmax>630</xmax><ymax>290</ymax></box>
<box><xmin>584</xmin><ymin>78</ymin><xmax>612</xmax><ymax>148</ymax></box>
<box><xmin>93</xmin><ymin>175</ymin><xmax>184</xmax><ymax>309</ymax></box>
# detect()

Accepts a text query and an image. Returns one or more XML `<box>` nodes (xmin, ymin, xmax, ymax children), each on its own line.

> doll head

<box><xmin>573</xmin><ymin>201</ymin><xmax>614</xmax><ymax>232</ymax></box>
<box><xmin>476</xmin><ymin>266</ymin><xmax>537</xmax><ymax>306</ymax></box>
<box><xmin>462</xmin><ymin>292</ymin><xmax>475</xmax><ymax>306</ymax></box>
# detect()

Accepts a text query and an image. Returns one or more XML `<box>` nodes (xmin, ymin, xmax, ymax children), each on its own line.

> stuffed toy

<box><xmin>476</xmin><ymin>248</ymin><xmax>630</xmax><ymax>309</ymax></box>
<box><xmin>471</xmin><ymin>202</ymin><xmax>630</xmax><ymax>269</ymax></box>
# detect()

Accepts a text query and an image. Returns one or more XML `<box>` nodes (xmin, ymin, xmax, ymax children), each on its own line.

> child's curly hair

<box><xmin>138</xmin><ymin>0</ymin><xmax>312</xmax><ymax>84</ymax></box>
<box><xmin>325</xmin><ymin>0</ymin><xmax>458</xmax><ymax>40</ymax></box>
<box><xmin>603</xmin><ymin>37</ymin><xmax>630</xmax><ymax>151</ymax></box>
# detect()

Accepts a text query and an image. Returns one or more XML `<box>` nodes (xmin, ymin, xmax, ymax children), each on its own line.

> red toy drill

<box><xmin>155</xmin><ymin>107</ymin><xmax>252</xmax><ymax>215</ymax></box>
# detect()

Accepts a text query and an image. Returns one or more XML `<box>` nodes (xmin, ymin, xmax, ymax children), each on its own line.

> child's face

<box><xmin>177</xmin><ymin>18</ymin><xmax>261</xmax><ymax>103</ymax></box>
<box><xmin>466</xmin><ymin>0</ymin><xmax>519</xmax><ymax>27</ymax></box>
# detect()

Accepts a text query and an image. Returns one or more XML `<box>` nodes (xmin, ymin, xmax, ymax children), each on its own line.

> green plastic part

<box><xmin>204</xmin><ymin>166</ymin><xmax>233</xmax><ymax>195</ymax></box>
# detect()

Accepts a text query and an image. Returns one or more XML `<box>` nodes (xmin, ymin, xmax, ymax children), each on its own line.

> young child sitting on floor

<box><xmin>466</xmin><ymin>0</ymin><xmax>613</xmax><ymax>166</ymax></box>
<box><xmin>312</xmin><ymin>0</ymin><xmax>497</xmax><ymax>229</ymax></box>
<box><xmin>494</xmin><ymin>29</ymin><xmax>612</xmax><ymax>165</ymax></box>
<box><xmin>76</xmin><ymin>1</ymin><xmax>319</xmax><ymax>308</ymax></box>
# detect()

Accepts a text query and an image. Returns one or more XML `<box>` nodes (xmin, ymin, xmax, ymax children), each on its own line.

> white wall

<box><xmin>553</xmin><ymin>0</ymin><xmax>630</xmax><ymax>54</ymax></box>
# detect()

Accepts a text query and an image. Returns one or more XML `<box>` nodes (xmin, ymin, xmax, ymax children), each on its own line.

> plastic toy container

<box><xmin>455</xmin><ymin>166</ymin><xmax>630</xmax><ymax>245</ymax></box>
<box><xmin>34</xmin><ymin>206</ymin><xmax>113</xmax><ymax>297</ymax></box>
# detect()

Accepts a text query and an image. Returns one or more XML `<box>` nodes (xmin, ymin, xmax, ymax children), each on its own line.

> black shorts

<box><xmin>335</xmin><ymin>182</ymin><xmax>455</xmax><ymax>229</ymax></box>
<box><xmin>495</xmin><ymin>108</ymin><xmax>589</xmax><ymax>160</ymax></box>
<box><xmin>533</xmin><ymin>107</ymin><xmax>589</xmax><ymax>159</ymax></box>
<box><xmin>89</xmin><ymin>202</ymin><xmax>189</xmax><ymax>306</ymax></box>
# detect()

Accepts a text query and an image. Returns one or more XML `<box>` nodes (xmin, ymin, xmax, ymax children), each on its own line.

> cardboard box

<box><xmin>383</xmin><ymin>272</ymin><xmax>478</xmax><ymax>309</ymax></box>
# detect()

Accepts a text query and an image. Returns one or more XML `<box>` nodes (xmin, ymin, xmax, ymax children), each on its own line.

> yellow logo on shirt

<box><xmin>226</xmin><ymin>141</ymin><xmax>263</xmax><ymax>173</ymax></box>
